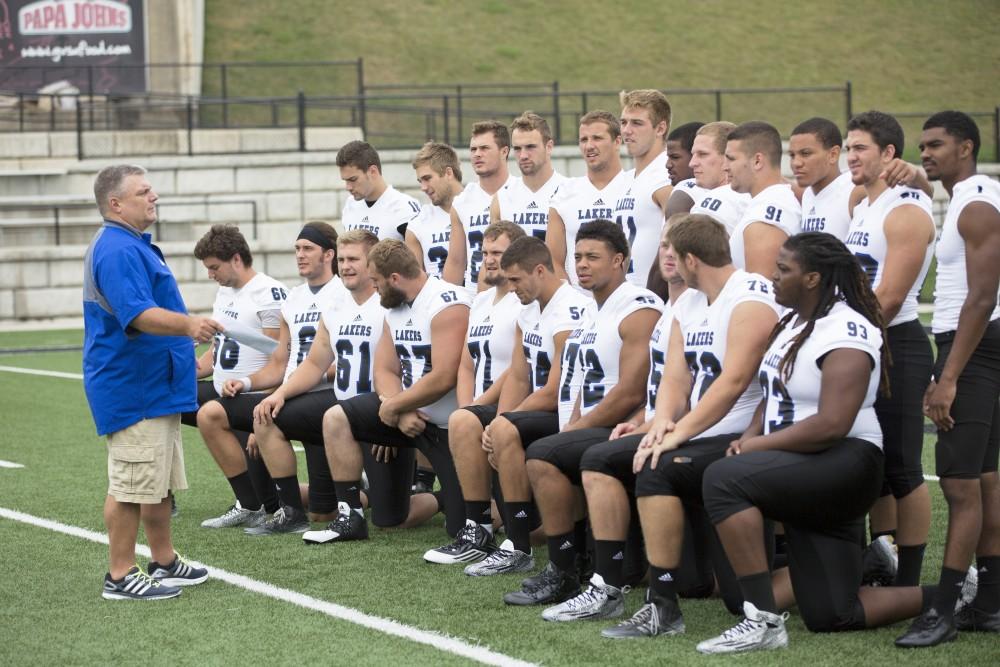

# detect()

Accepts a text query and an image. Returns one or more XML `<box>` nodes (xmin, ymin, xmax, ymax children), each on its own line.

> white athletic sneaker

<box><xmin>696</xmin><ymin>601</ymin><xmax>789</xmax><ymax>654</ymax></box>
<box><xmin>200</xmin><ymin>502</ymin><xmax>266</xmax><ymax>529</ymax></box>
<box><xmin>541</xmin><ymin>573</ymin><xmax>626</xmax><ymax>622</ymax></box>
<box><xmin>464</xmin><ymin>540</ymin><xmax>534</xmax><ymax>576</ymax></box>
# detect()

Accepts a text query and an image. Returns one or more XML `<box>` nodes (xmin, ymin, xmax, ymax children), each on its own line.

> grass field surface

<box><xmin>0</xmin><ymin>329</ymin><xmax>995</xmax><ymax>665</ymax></box>
<box><xmin>202</xmin><ymin>0</ymin><xmax>1000</xmax><ymax>158</ymax></box>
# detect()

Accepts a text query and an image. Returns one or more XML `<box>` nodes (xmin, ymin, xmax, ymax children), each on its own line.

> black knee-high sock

<box><xmin>506</xmin><ymin>502</ymin><xmax>534</xmax><ymax>553</ymax></box>
<box><xmin>975</xmin><ymin>555</ymin><xmax>1000</xmax><ymax>612</ymax></box>
<box><xmin>895</xmin><ymin>543</ymin><xmax>926</xmax><ymax>587</ymax></box>
<box><xmin>738</xmin><ymin>571</ymin><xmax>777</xmax><ymax>614</ymax></box>
<box><xmin>547</xmin><ymin>530</ymin><xmax>579</xmax><ymax>574</ymax></box>
<box><xmin>273</xmin><ymin>475</ymin><xmax>303</xmax><ymax>510</ymax></box>
<box><xmin>465</xmin><ymin>500</ymin><xmax>492</xmax><ymax>532</ymax></box>
<box><xmin>932</xmin><ymin>567</ymin><xmax>967</xmax><ymax>617</ymax></box>
<box><xmin>226</xmin><ymin>472</ymin><xmax>260</xmax><ymax>510</ymax></box>
<box><xmin>333</xmin><ymin>481</ymin><xmax>363</xmax><ymax>514</ymax></box>
<box><xmin>594</xmin><ymin>540</ymin><xmax>626</xmax><ymax>589</ymax></box>
<box><xmin>649</xmin><ymin>564</ymin><xmax>679</xmax><ymax>601</ymax></box>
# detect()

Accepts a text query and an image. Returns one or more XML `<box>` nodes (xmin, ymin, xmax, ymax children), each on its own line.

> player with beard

<box><xmin>309</xmin><ymin>239</ymin><xmax>471</xmax><ymax>544</ymax></box>
<box><xmin>492</xmin><ymin>112</ymin><xmax>566</xmax><ymax>241</ymax></box>
<box><xmin>406</xmin><ymin>142</ymin><xmax>462</xmax><ymax>281</ymax></box>
<box><xmin>443</xmin><ymin>121</ymin><xmax>517</xmax><ymax>298</ymax></box>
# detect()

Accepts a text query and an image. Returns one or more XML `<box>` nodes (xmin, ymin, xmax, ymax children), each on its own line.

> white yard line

<box><xmin>0</xmin><ymin>365</ymin><xmax>83</xmax><ymax>380</ymax></box>
<box><xmin>0</xmin><ymin>460</ymin><xmax>24</xmax><ymax>468</ymax></box>
<box><xmin>0</xmin><ymin>506</ymin><xmax>536</xmax><ymax>667</ymax></box>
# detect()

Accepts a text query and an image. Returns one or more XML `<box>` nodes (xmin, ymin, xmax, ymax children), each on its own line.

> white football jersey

<box><xmin>498</xmin><ymin>172</ymin><xmax>567</xmax><ymax>241</ymax></box>
<box><xmin>384</xmin><ymin>276</ymin><xmax>471</xmax><ymax>428</ymax></box>
<box><xmin>282</xmin><ymin>277</ymin><xmax>344</xmax><ymax>390</ymax></box>
<box><xmin>690</xmin><ymin>184</ymin><xmax>751</xmax><ymax>235</ymax></box>
<box><xmin>408</xmin><ymin>204</ymin><xmax>451</xmax><ymax>279</ymax></box>
<box><xmin>322</xmin><ymin>290</ymin><xmax>386</xmax><ymax>401</ymax></box>
<box><xmin>211</xmin><ymin>272</ymin><xmax>287</xmax><ymax>395</ymax></box>
<box><xmin>341</xmin><ymin>185</ymin><xmax>420</xmax><ymax>241</ymax></box>
<box><xmin>572</xmin><ymin>282</ymin><xmax>662</xmax><ymax>417</ymax></box>
<box><xmin>453</xmin><ymin>176</ymin><xmax>518</xmax><ymax>297</ymax></box>
<box><xmin>801</xmin><ymin>171</ymin><xmax>855</xmax><ymax>240</ymax></box>
<box><xmin>932</xmin><ymin>174</ymin><xmax>1000</xmax><ymax>333</ymax></box>
<box><xmin>730</xmin><ymin>184</ymin><xmax>802</xmax><ymax>271</ymax></box>
<box><xmin>518</xmin><ymin>282</ymin><xmax>592</xmax><ymax>398</ymax></box>
<box><xmin>550</xmin><ymin>170</ymin><xmax>632</xmax><ymax>284</ymax></box>
<box><xmin>760</xmin><ymin>301</ymin><xmax>882</xmax><ymax>447</ymax></box>
<box><xmin>614</xmin><ymin>157</ymin><xmax>672</xmax><ymax>286</ymax></box>
<box><xmin>674</xmin><ymin>269</ymin><xmax>780</xmax><ymax>438</ymax></box>
<box><xmin>467</xmin><ymin>287</ymin><xmax>523</xmax><ymax>400</ymax></box>
<box><xmin>844</xmin><ymin>186</ymin><xmax>934</xmax><ymax>326</ymax></box>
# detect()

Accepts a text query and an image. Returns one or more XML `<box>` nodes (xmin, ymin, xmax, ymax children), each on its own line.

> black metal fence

<box><xmin>1</xmin><ymin>62</ymin><xmax>997</xmax><ymax>160</ymax></box>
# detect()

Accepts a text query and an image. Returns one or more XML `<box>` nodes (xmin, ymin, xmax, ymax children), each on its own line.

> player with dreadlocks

<box><xmin>694</xmin><ymin>232</ymin><xmax>934</xmax><ymax>655</ymax></box>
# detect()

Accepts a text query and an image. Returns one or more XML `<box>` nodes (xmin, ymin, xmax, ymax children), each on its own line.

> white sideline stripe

<box><xmin>0</xmin><ymin>506</ymin><xmax>536</xmax><ymax>667</ymax></box>
<box><xmin>0</xmin><ymin>460</ymin><xmax>25</xmax><ymax>468</ymax></box>
<box><xmin>0</xmin><ymin>365</ymin><xmax>83</xmax><ymax>380</ymax></box>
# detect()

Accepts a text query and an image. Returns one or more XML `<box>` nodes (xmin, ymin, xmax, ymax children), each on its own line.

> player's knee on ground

<box><xmin>799</xmin><ymin>595</ymin><xmax>867</xmax><ymax>633</ymax></box>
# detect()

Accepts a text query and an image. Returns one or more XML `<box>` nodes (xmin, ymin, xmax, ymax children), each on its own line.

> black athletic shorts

<box><xmin>339</xmin><ymin>392</ymin><xmax>464</xmax><ymax>536</ymax></box>
<box><xmin>635</xmin><ymin>434</ymin><xmax>738</xmax><ymax>500</ymax></box>
<box><xmin>934</xmin><ymin>319</ymin><xmax>1000</xmax><ymax>478</ymax></box>
<box><xmin>578</xmin><ymin>431</ymin><xmax>645</xmax><ymax>492</ymax></box>
<box><xmin>524</xmin><ymin>427</ymin><xmax>614</xmax><ymax>485</ymax></box>
<box><xmin>876</xmin><ymin>318</ymin><xmax>932</xmax><ymax>497</ymax></box>
<box><xmin>272</xmin><ymin>389</ymin><xmax>338</xmax><ymax>445</ymax></box>
<box><xmin>463</xmin><ymin>403</ymin><xmax>498</xmax><ymax>428</ymax></box>
<box><xmin>498</xmin><ymin>410</ymin><xmax>560</xmax><ymax>447</ymax></box>
<box><xmin>218</xmin><ymin>392</ymin><xmax>267</xmax><ymax>433</ymax></box>
<box><xmin>181</xmin><ymin>381</ymin><xmax>220</xmax><ymax>427</ymax></box>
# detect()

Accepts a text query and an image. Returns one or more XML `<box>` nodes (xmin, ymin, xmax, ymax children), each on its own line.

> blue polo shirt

<box><xmin>83</xmin><ymin>219</ymin><xmax>198</xmax><ymax>436</ymax></box>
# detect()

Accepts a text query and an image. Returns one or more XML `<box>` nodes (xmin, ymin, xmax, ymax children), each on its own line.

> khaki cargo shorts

<box><xmin>106</xmin><ymin>414</ymin><xmax>187</xmax><ymax>504</ymax></box>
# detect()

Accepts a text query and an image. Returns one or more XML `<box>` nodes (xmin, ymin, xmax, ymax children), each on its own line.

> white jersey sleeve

<box><xmin>690</xmin><ymin>184</ymin><xmax>751</xmax><ymax>235</ymax></box>
<box><xmin>759</xmin><ymin>301</ymin><xmax>882</xmax><ymax>446</ymax></box>
<box><xmin>730</xmin><ymin>184</ymin><xmax>802</xmax><ymax>270</ymax></box>
<box><xmin>211</xmin><ymin>273</ymin><xmax>287</xmax><ymax>394</ymax></box>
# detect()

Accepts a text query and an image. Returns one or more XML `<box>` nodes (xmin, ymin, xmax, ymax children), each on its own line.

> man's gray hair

<box><xmin>94</xmin><ymin>164</ymin><xmax>146</xmax><ymax>217</ymax></box>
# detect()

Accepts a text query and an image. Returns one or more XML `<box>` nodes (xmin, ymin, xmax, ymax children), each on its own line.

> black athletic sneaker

<box><xmin>102</xmin><ymin>567</ymin><xmax>181</xmax><ymax>601</ymax></box>
<box><xmin>895</xmin><ymin>608</ymin><xmax>958</xmax><ymax>648</ymax></box>
<box><xmin>954</xmin><ymin>603</ymin><xmax>1000</xmax><ymax>633</ymax></box>
<box><xmin>861</xmin><ymin>535</ymin><xmax>897</xmax><ymax>586</ymax></box>
<box><xmin>503</xmin><ymin>561</ymin><xmax>580</xmax><ymax>606</ymax></box>
<box><xmin>302</xmin><ymin>508</ymin><xmax>369</xmax><ymax>544</ymax></box>
<box><xmin>423</xmin><ymin>520</ymin><xmax>497</xmax><ymax>564</ymax></box>
<box><xmin>244</xmin><ymin>505</ymin><xmax>309</xmax><ymax>536</ymax></box>
<box><xmin>602</xmin><ymin>590</ymin><xmax>685</xmax><ymax>638</ymax></box>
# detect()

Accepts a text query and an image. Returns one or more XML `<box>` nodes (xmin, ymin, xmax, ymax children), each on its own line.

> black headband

<box><xmin>297</xmin><ymin>226</ymin><xmax>335</xmax><ymax>251</ymax></box>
